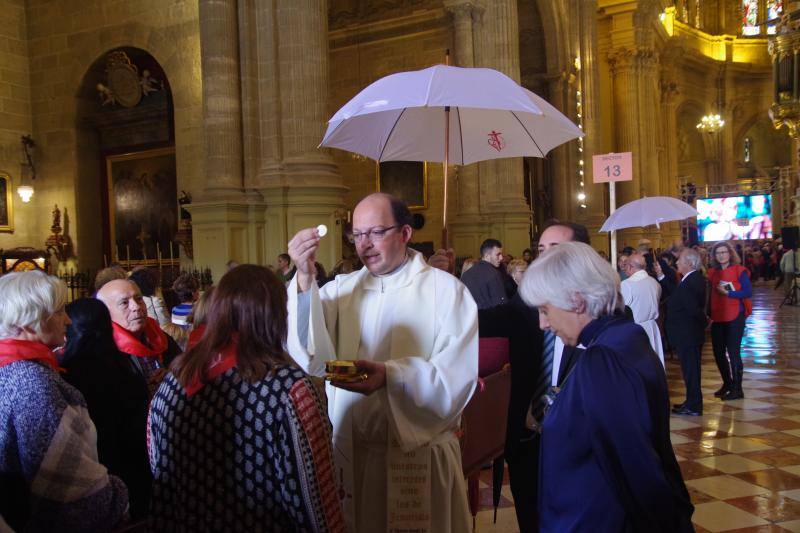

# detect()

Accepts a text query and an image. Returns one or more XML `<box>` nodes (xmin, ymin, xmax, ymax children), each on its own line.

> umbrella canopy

<box><xmin>600</xmin><ymin>196</ymin><xmax>698</xmax><ymax>232</ymax></box>
<box><xmin>320</xmin><ymin>65</ymin><xmax>583</xmax><ymax>164</ymax></box>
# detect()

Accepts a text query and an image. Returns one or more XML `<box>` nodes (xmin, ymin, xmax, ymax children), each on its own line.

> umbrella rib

<box><xmin>456</xmin><ymin>106</ymin><xmax>464</xmax><ymax>165</ymax></box>
<box><xmin>510</xmin><ymin>111</ymin><xmax>545</xmax><ymax>157</ymax></box>
<box><xmin>378</xmin><ymin>108</ymin><xmax>407</xmax><ymax>162</ymax></box>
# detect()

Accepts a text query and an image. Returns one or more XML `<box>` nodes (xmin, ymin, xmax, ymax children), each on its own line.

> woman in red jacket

<box><xmin>708</xmin><ymin>241</ymin><xmax>752</xmax><ymax>400</ymax></box>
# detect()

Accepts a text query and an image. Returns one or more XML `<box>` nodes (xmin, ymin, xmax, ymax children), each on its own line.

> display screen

<box><xmin>696</xmin><ymin>195</ymin><xmax>773</xmax><ymax>241</ymax></box>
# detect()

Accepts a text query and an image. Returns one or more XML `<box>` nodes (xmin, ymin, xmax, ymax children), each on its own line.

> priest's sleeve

<box><xmin>287</xmin><ymin>274</ymin><xmax>338</xmax><ymax>377</ymax></box>
<box><xmin>383</xmin><ymin>274</ymin><xmax>479</xmax><ymax>452</ymax></box>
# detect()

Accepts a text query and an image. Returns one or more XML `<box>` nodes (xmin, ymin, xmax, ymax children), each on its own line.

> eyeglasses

<box><xmin>347</xmin><ymin>225</ymin><xmax>401</xmax><ymax>244</ymax></box>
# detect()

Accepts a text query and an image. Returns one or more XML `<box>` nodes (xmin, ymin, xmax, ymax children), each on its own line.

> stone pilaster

<box><xmin>658</xmin><ymin>73</ymin><xmax>682</xmax><ymax>244</ymax></box>
<box><xmin>445</xmin><ymin>0</ymin><xmax>487</xmax><ymax>255</ymax></box>
<box><xmin>254</xmin><ymin>0</ymin><xmax>346</xmax><ymax>268</ymax></box>
<box><xmin>608</xmin><ymin>45</ymin><xmax>662</xmax><ymax>246</ymax></box>
<box><xmin>198</xmin><ymin>0</ymin><xmax>244</xmax><ymax>196</ymax></box>
<box><xmin>474</xmin><ymin>0</ymin><xmax>532</xmax><ymax>254</ymax></box>
<box><xmin>576</xmin><ymin>0</ymin><xmax>607</xmax><ymax>246</ymax></box>
<box><xmin>190</xmin><ymin>0</ymin><xmax>266</xmax><ymax>282</ymax></box>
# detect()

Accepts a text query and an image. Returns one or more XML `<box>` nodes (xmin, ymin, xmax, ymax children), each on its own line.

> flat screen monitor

<box><xmin>696</xmin><ymin>194</ymin><xmax>773</xmax><ymax>242</ymax></box>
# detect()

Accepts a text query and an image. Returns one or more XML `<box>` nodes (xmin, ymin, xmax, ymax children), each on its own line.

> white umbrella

<box><xmin>321</xmin><ymin>65</ymin><xmax>583</xmax><ymax>164</ymax></box>
<box><xmin>600</xmin><ymin>196</ymin><xmax>698</xmax><ymax>232</ymax></box>
<box><xmin>319</xmin><ymin>64</ymin><xmax>583</xmax><ymax>243</ymax></box>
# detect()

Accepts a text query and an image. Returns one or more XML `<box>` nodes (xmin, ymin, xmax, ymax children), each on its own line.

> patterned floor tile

<box><xmin>686</xmin><ymin>475</ymin><xmax>772</xmax><ymax>499</ymax></box>
<box><xmin>741</xmin><ymin>450</ymin><xmax>800</xmax><ymax>468</ymax></box>
<box><xmin>695</xmin><ymin>455</ymin><xmax>770</xmax><ymax>474</ymax></box>
<box><xmin>692</xmin><ymin>501</ymin><xmax>769</xmax><ymax>531</ymax></box>
<box><xmin>710</xmin><ymin>437</ymin><xmax>776</xmax><ymax>454</ymax></box>
<box><xmin>734</xmin><ymin>470</ymin><xmax>800</xmax><ymax>491</ymax></box>
<box><xmin>727</xmin><ymin>494</ymin><xmax>800</xmax><ymax>522</ymax></box>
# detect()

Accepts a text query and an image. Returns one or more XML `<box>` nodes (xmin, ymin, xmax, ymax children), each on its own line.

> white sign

<box><xmin>592</xmin><ymin>152</ymin><xmax>633</xmax><ymax>183</ymax></box>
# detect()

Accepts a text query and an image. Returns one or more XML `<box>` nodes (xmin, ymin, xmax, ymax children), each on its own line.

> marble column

<box><xmin>474</xmin><ymin>0</ymin><xmax>532</xmax><ymax>255</ymax></box>
<box><xmin>255</xmin><ymin>0</ymin><xmax>346</xmax><ymax>269</ymax></box>
<box><xmin>659</xmin><ymin>75</ymin><xmax>682</xmax><ymax>245</ymax></box>
<box><xmin>445</xmin><ymin>0</ymin><xmax>487</xmax><ymax>255</ymax></box>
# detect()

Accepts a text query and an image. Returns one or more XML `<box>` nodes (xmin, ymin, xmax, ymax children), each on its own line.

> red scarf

<box><xmin>112</xmin><ymin>317</ymin><xmax>168</xmax><ymax>360</ymax></box>
<box><xmin>186</xmin><ymin>324</ymin><xmax>206</xmax><ymax>351</ymax></box>
<box><xmin>184</xmin><ymin>340</ymin><xmax>238</xmax><ymax>397</ymax></box>
<box><xmin>0</xmin><ymin>339</ymin><xmax>63</xmax><ymax>372</ymax></box>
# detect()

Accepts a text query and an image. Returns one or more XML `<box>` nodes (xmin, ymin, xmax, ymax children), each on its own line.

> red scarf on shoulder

<box><xmin>184</xmin><ymin>340</ymin><xmax>238</xmax><ymax>397</ymax></box>
<box><xmin>112</xmin><ymin>317</ymin><xmax>168</xmax><ymax>360</ymax></box>
<box><xmin>0</xmin><ymin>339</ymin><xmax>63</xmax><ymax>372</ymax></box>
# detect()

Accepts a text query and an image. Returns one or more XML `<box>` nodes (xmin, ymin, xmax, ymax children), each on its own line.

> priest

<box><xmin>287</xmin><ymin>193</ymin><xmax>478</xmax><ymax>533</ymax></box>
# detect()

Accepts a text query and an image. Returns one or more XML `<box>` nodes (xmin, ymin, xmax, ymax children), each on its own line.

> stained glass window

<box><xmin>768</xmin><ymin>0</ymin><xmax>783</xmax><ymax>34</ymax></box>
<box><xmin>742</xmin><ymin>0</ymin><xmax>760</xmax><ymax>36</ymax></box>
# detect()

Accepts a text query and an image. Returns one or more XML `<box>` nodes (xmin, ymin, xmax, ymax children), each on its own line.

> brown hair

<box><xmin>709</xmin><ymin>241</ymin><xmax>741</xmax><ymax>270</ymax></box>
<box><xmin>172</xmin><ymin>265</ymin><xmax>293</xmax><ymax>388</ymax></box>
<box><xmin>172</xmin><ymin>273</ymin><xmax>199</xmax><ymax>303</ymax></box>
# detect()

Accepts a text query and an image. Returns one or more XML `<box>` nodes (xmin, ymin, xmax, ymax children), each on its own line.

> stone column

<box><xmin>190</xmin><ymin>0</ymin><xmax>267</xmax><ymax>281</ymax></box>
<box><xmin>659</xmin><ymin>74</ymin><xmax>682</xmax><ymax>244</ymax></box>
<box><xmin>198</xmin><ymin>0</ymin><xmax>244</xmax><ymax>195</ymax></box>
<box><xmin>576</xmin><ymin>0</ymin><xmax>607</xmax><ymax>247</ymax></box>
<box><xmin>445</xmin><ymin>0</ymin><xmax>486</xmax><ymax>255</ymax></box>
<box><xmin>474</xmin><ymin>0</ymin><xmax>532</xmax><ymax>255</ymax></box>
<box><xmin>255</xmin><ymin>0</ymin><xmax>346</xmax><ymax>269</ymax></box>
<box><xmin>608</xmin><ymin>45</ymin><xmax>662</xmax><ymax>247</ymax></box>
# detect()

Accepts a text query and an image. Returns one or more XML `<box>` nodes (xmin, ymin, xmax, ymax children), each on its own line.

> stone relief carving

<box><xmin>96</xmin><ymin>51</ymin><xmax>162</xmax><ymax>108</ymax></box>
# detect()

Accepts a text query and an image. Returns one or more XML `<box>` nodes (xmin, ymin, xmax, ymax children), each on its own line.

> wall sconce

<box><xmin>18</xmin><ymin>135</ymin><xmax>36</xmax><ymax>203</ymax></box>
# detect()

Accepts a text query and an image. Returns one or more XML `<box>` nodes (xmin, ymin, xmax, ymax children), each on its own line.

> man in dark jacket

<box><xmin>461</xmin><ymin>238</ymin><xmax>507</xmax><ymax>309</ymax></box>
<box><xmin>666</xmin><ymin>249</ymin><xmax>708</xmax><ymax>416</ymax></box>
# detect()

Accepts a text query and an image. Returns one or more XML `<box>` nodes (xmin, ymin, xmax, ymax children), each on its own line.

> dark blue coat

<box><xmin>539</xmin><ymin>316</ymin><xmax>694</xmax><ymax>533</ymax></box>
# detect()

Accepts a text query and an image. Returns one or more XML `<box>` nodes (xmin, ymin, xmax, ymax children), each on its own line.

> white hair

<box><xmin>0</xmin><ymin>270</ymin><xmax>67</xmax><ymax>338</ymax></box>
<box><xmin>681</xmin><ymin>248</ymin><xmax>703</xmax><ymax>271</ymax></box>
<box><xmin>519</xmin><ymin>241</ymin><xmax>623</xmax><ymax>318</ymax></box>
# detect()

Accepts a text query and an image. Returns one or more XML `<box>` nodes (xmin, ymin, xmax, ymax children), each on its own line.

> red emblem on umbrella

<box><xmin>488</xmin><ymin>130</ymin><xmax>505</xmax><ymax>152</ymax></box>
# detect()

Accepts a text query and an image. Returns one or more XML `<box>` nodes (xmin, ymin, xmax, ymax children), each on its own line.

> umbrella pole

<box><xmin>610</xmin><ymin>181</ymin><xmax>617</xmax><ymax>270</ymax></box>
<box><xmin>442</xmin><ymin>105</ymin><xmax>450</xmax><ymax>250</ymax></box>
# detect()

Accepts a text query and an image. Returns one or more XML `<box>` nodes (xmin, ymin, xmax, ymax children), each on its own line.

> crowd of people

<box><xmin>1</xmin><ymin>190</ymin><xmax>793</xmax><ymax>532</ymax></box>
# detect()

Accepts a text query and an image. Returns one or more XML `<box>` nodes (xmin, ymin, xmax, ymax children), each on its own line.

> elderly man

<box><xmin>666</xmin><ymin>249</ymin><xmax>708</xmax><ymax>416</ymax></box>
<box><xmin>96</xmin><ymin>279</ymin><xmax>181</xmax><ymax>396</ymax></box>
<box><xmin>286</xmin><ymin>193</ymin><xmax>478</xmax><ymax>533</ymax></box>
<box><xmin>461</xmin><ymin>238</ymin><xmax>507</xmax><ymax>309</ymax></box>
<box><xmin>519</xmin><ymin>242</ymin><xmax>693</xmax><ymax>532</ymax></box>
<box><xmin>621</xmin><ymin>253</ymin><xmax>664</xmax><ymax>365</ymax></box>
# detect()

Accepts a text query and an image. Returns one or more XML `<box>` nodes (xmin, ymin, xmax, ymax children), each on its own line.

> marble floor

<box><xmin>474</xmin><ymin>282</ymin><xmax>800</xmax><ymax>532</ymax></box>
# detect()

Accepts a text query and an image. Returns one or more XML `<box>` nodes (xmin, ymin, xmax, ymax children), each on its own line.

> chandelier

<box><xmin>696</xmin><ymin>114</ymin><xmax>725</xmax><ymax>133</ymax></box>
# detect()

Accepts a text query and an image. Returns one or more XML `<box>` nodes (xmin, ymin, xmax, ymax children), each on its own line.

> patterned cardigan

<box><xmin>148</xmin><ymin>364</ymin><xmax>345</xmax><ymax>532</ymax></box>
<box><xmin>0</xmin><ymin>360</ymin><xmax>129</xmax><ymax>531</ymax></box>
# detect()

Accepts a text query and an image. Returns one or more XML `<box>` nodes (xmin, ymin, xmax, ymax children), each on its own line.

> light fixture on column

<box><xmin>576</xmin><ymin>89</ymin><xmax>587</xmax><ymax>209</ymax></box>
<box><xmin>18</xmin><ymin>135</ymin><xmax>36</xmax><ymax>203</ymax></box>
<box><xmin>696</xmin><ymin>114</ymin><xmax>725</xmax><ymax>133</ymax></box>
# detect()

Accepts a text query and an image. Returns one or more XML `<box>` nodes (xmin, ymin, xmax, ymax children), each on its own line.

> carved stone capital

<box><xmin>659</xmin><ymin>78</ymin><xmax>680</xmax><ymax>104</ymax></box>
<box><xmin>607</xmin><ymin>46</ymin><xmax>658</xmax><ymax>75</ymax></box>
<box><xmin>442</xmin><ymin>0</ymin><xmax>486</xmax><ymax>19</ymax></box>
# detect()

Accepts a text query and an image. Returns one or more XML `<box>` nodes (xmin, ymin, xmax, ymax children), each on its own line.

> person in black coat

<box><xmin>665</xmin><ymin>249</ymin><xmax>708</xmax><ymax>416</ymax></box>
<box><xmin>462</xmin><ymin>239</ymin><xmax>508</xmax><ymax>309</ymax></box>
<box><xmin>61</xmin><ymin>298</ymin><xmax>152</xmax><ymax>519</ymax></box>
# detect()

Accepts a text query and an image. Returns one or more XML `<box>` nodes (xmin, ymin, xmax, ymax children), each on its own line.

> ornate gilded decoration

<box><xmin>769</xmin><ymin>12</ymin><xmax>800</xmax><ymax>137</ymax></box>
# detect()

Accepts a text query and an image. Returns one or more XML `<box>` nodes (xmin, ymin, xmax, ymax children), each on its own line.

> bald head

<box><xmin>627</xmin><ymin>253</ymin><xmax>646</xmax><ymax>272</ymax></box>
<box><xmin>352</xmin><ymin>193</ymin><xmax>413</xmax><ymax>275</ymax></box>
<box><xmin>97</xmin><ymin>279</ymin><xmax>147</xmax><ymax>333</ymax></box>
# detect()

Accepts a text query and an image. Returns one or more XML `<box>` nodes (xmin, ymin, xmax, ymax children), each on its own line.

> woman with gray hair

<box><xmin>519</xmin><ymin>242</ymin><xmax>693</xmax><ymax>532</ymax></box>
<box><xmin>0</xmin><ymin>270</ymin><xmax>129</xmax><ymax>532</ymax></box>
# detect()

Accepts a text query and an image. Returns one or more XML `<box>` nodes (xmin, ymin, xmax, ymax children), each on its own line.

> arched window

<box><xmin>742</xmin><ymin>0</ymin><xmax>760</xmax><ymax>35</ymax></box>
<box><xmin>742</xmin><ymin>0</ymin><xmax>784</xmax><ymax>36</ymax></box>
<box><xmin>767</xmin><ymin>0</ymin><xmax>783</xmax><ymax>34</ymax></box>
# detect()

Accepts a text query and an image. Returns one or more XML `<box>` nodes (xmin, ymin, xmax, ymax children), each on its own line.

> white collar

<box><xmin>681</xmin><ymin>269</ymin><xmax>696</xmax><ymax>282</ymax></box>
<box><xmin>626</xmin><ymin>269</ymin><xmax>649</xmax><ymax>282</ymax></box>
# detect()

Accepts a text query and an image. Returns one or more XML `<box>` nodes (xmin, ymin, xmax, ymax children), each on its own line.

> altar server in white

<box><xmin>621</xmin><ymin>252</ymin><xmax>665</xmax><ymax>365</ymax></box>
<box><xmin>286</xmin><ymin>193</ymin><xmax>478</xmax><ymax>533</ymax></box>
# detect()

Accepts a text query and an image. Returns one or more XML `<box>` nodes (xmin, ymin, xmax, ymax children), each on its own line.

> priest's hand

<box><xmin>331</xmin><ymin>359</ymin><xmax>386</xmax><ymax>395</ymax></box>
<box><xmin>288</xmin><ymin>228</ymin><xmax>320</xmax><ymax>292</ymax></box>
